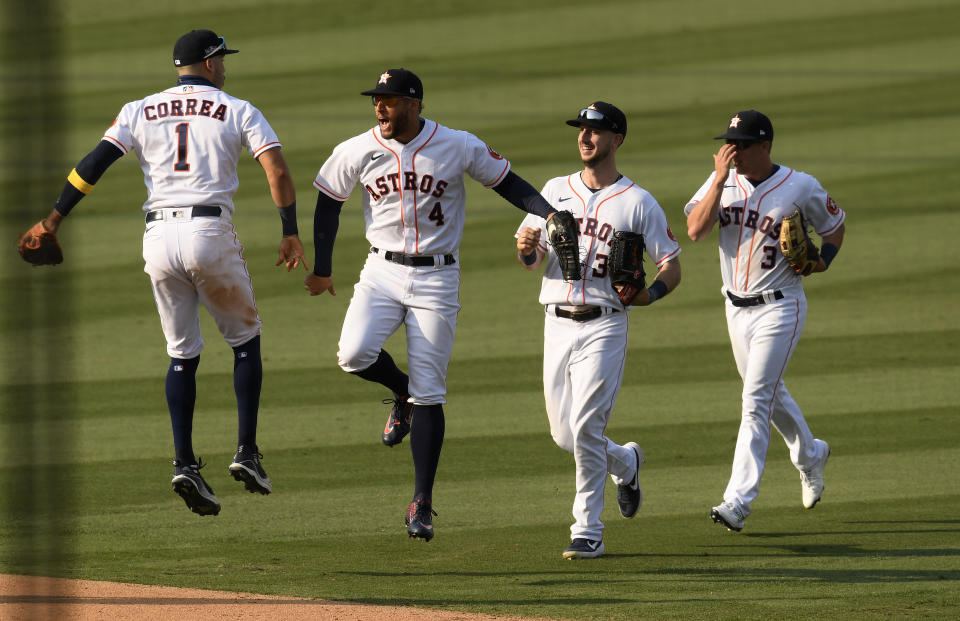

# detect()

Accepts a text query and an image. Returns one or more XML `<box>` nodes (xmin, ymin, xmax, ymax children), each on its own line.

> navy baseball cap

<box><xmin>566</xmin><ymin>102</ymin><xmax>627</xmax><ymax>137</ymax></box>
<box><xmin>715</xmin><ymin>110</ymin><xmax>774</xmax><ymax>142</ymax></box>
<box><xmin>361</xmin><ymin>68</ymin><xmax>423</xmax><ymax>100</ymax></box>
<box><xmin>173</xmin><ymin>29</ymin><xmax>238</xmax><ymax>67</ymax></box>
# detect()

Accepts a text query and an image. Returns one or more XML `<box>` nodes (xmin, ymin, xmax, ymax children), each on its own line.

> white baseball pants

<box><xmin>543</xmin><ymin>310</ymin><xmax>637</xmax><ymax>541</ymax></box>
<box><xmin>337</xmin><ymin>254</ymin><xmax>460</xmax><ymax>405</ymax></box>
<box><xmin>143</xmin><ymin>212</ymin><xmax>261</xmax><ymax>359</ymax></box>
<box><xmin>722</xmin><ymin>288</ymin><xmax>822</xmax><ymax>515</ymax></box>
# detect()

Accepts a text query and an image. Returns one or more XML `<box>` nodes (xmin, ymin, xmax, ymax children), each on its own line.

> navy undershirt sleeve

<box><xmin>55</xmin><ymin>140</ymin><xmax>124</xmax><ymax>216</ymax></box>
<box><xmin>312</xmin><ymin>191</ymin><xmax>343</xmax><ymax>277</ymax></box>
<box><xmin>492</xmin><ymin>171</ymin><xmax>556</xmax><ymax>220</ymax></box>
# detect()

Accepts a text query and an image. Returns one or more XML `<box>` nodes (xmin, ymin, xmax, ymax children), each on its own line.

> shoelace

<box><xmin>382</xmin><ymin>398</ymin><xmax>411</xmax><ymax>422</ymax></box>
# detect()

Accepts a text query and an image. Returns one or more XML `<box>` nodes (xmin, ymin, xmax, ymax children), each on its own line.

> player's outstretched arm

<box><xmin>516</xmin><ymin>226</ymin><xmax>544</xmax><ymax>270</ymax></box>
<box><xmin>493</xmin><ymin>171</ymin><xmax>556</xmax><ymax>220</ymax></box>
<box><xmin>687</xmin><ymin>144</ymin><xmax>735</xmax><ymax>241</ymax></box>
<box><xmin>628</xmin><ymin>257</ymin><xmax>681</xmax><ymax>306</ymax></box>
<box><xmin>257</xmin><ymin>148</ymin><xmax>308</xmax><ymax>272</ymax></box>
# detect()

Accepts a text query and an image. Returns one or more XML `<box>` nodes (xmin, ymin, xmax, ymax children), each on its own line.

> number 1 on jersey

<box><xmin>174</xmin><ymin>123</ymin><xmax>190</xmax><ymax>172</ymax></box>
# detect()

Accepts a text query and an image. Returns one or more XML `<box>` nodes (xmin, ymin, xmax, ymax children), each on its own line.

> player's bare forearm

<box><xmin>686</xmin><ymin>184</ymin><xmax>724</xmax><ymax>241</ymax></box>
<box><xmin>43</xmin><ymin>209</ymin><xmax>64</xmax><ymax>233</ymax></box>
<box><xmin>812</xmin><ymin>223</ymin><xmax>845</xmax><ymax>273</ymax></box>
<box><xmin>631</xmin><ymin>258</ymin><xmax>681</xmax><ymax>306</ymax></box>
<box><xmin>258</xmin><ymin>147</ymin><xmax>296</xmax><ymax>206</ymax></box>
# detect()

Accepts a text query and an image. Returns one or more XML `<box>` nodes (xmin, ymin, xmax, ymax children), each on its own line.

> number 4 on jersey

<box><xmin>428</xmin><ymin>202</ymin><xmax>444</xmax><ymax>226</ymax></box>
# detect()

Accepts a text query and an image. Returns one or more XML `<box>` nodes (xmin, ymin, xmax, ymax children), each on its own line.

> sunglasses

<box><xmin>726</xmin><ymin>139</ymin><xmax>759</xmax><ymax>150</ymax></box>
<box><xmin>371</xmin><ymin>95</ymin><xmax>407</xmax><ymax>107</ymax></box>
<box><xmin>578</xmin><ymin>108</ymin><xmax>619</xmax><ymax>131</ymax></box>
<box><xmin>202</xmin><ymin>37</ymin><xmax>227</xmax><ymax>60</ymax></box>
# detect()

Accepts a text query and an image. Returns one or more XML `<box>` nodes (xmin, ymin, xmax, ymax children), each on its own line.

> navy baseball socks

<box><xmin>406</xmin><ymin>404</ymin><xmax>444</xmax><ymax>540</ymax></box>
<box><xmin>229</xmin><ymin>336</ymin><xmax>271</xmax><ymax>494</ymax></box>
<box><xmin>348</xmin><ymin>349</ymin><xmax>412</xmax><ymax>446</ymax></box>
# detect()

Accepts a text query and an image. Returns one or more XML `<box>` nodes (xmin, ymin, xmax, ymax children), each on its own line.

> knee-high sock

<box><xmin>166</xmin><ymin>356</ymin><xmax>200</xmax><ymax>464</ymax></box>
<box><xmin>350</xmin><ymin>349</ymin><xmax>409</xmax><ymax>399</ymax></box>
<box><xmin>233</xmin><ymin>335</ymin><xmax>262</xmax><ymax>449</ymax></box>
<box><xmin>410</xmin><ymin>404</ymin><xmax>444</xmax><ymax>501</ymax></box>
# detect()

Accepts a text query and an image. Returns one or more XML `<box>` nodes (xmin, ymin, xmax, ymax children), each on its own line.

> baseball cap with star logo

<box><xmin>361</xmin><ymin>68</ymin><xmax>423</xmax><ymax>100</ymax></box>
<box><xmin>566</xmin><ymin>101</ymin><xmax>627</xmax><ymax>137</ymax></box>
<box><xmin>714</xmin><ymin>110</ymin><xmax>773</xmax><ymax>142</ymax></box>
<box><xmin>173</xmin><ymin>29</ymin><xmax>238</xmax><ymax>67</ymax></box>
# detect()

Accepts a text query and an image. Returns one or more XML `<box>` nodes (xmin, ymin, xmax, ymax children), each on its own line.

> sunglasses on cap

<box><xmin>577</xmin><ymin>108</ymin><xmax>620</xmax><ymax>131</ymax></box>
<box><xmin>202</xmin><ymin>36</ymin><xmax>227</xmax><ymax>60</ymax></box>
<box><xmin>726</xmin><ymin>139</ymin><xmax>760</xmax><ymax>150</ymax></box>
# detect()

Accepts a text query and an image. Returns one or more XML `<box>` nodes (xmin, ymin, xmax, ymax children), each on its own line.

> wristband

<box><xmin>278</xmin><ymin>201</ymin><xmax>298</xmax><ymax>236</ymax></box>
<box><xmin>820</xmin><ymin>242</ymin><xmax>838</xmax><ymax>267</ymax></box>
<box><xmin>521</xmin><ymin>250</ymin><xmax>537</xmax><ymax>266</ymax></box>
<box><xmin>646</xmin><ymin>280</ymin><xmax>668</xmax><ymax>304</ymax></box>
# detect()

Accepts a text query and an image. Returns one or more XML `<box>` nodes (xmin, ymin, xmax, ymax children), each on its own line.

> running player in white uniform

<box><xmin>28</xmin><ymin>30</ymin><xmax>307</xmax><ymax>516</ymax></box>
<box><xmin>516</xmin><ymin>102</ymin><xmax>682</xmax><ymax>559</ymax></box>
<box><xmin>684</xmin><ymin>110</ymin><xmax>845</xmax><ymax>532</ymax></box>
<box><xmin>304</xmin><ymin>68</ymin><xmax>561</xmax><ymax>541</ymax></box>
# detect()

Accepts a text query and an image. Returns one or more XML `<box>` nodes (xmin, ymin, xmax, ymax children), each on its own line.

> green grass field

<box><xmin>2</xmin><ymin>0</ymin><xmax>959</xmax><ymax>619</ymax></box>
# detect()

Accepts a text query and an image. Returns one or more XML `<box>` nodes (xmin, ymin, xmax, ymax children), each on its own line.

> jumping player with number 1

<box><xmin>305</xmin><ymin>68</ymin><xmax>566</xmax><ymax>541</ymax></box>
<box><xmin>21</xmin><ymin>29</ymin><xmax>308</xmax><ymax>516</ymax></box>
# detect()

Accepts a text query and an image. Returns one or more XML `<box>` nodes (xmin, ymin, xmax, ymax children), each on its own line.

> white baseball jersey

<box><xmin>313</xmin><ymin>118</ymin><xmax>511</xmax><ymax>255</ymax></box>
<box><xmin>685</xmin><ymin>166</ymin><xmax>845</xmax><ymax>295</ymax></box>
<box><xmin>517</xmin><ymin>173</ymin><xmax>681</xmax><ymax>307</ymax></box>
<box><xmin>103</xmin><ymin>84</ymin><xmax>281</xmax><ymax>215</ymax></box>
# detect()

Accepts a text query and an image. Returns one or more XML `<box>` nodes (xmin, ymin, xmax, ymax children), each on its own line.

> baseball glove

<box><xmin>779</xmin><ymin>209</ymin><xmax>819</xmax><ymax>276</ymax></box>
<box><xmin>17</xmin><ymin>220</ymin><xmax>63</xmax><ymax>266</ymax></box>
<box><xmin>608</xmin><ymin>230</ymin><xmax>646</xmax><ymax>305</ymax></box>
<box><xmin>546</xmin><ymin>210</ymin><xmax>581</xmax><ymax>281</ymax></box>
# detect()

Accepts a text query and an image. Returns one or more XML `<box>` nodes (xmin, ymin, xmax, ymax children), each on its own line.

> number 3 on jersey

<box><xmin>173</xmin><ymin>123</ymin><xmax>190</xmax><ymax>172</ymax></box>
<box><xmin>428</xmin><ymin>202</ymin><xmax>444</xmax><ymax>226</ymax></box>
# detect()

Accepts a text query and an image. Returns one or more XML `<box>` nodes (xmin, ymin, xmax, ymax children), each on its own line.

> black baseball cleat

<box><xmin>405</xmin><ymin>498</ymin><xmax>437</xmax><ymax>541</ymax></box>
<box><xmin>563</xmin><ymin>538</ymin><xmax>605</xmax><ymax>559</ymax></box>
<box><xmin>381</xmin><ymin>396</ymin><xmax>413</xmax><ymax>447</ymax></box>
<box><xmin>228</xmin><ymin>445</ymin><xmax>272</xmax><ymax>494</ymax></box>
<box><xmin>617</xmin><ymin>442</ymin><xmax>644</xmax><ymax>519</ymax></box>
<box><xmin>172</xmin><ymin>458</ymin><xmax>221</xmax><ymax>516</ymax></box>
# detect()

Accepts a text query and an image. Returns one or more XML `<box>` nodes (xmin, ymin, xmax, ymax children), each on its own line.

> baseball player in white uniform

<box><xmin>304</xmin><ymin>68</ymin><xmax>562</xmax><ymax>541</ymax></box>
<box><xmin>685</xmin><ymin>110</ymin><xmax>845</xmax><ymax>532</ymax></box>
<box><xmin>27</xmin><ymin>30</ymin><xmax>307</xmax><ymax>516</ymax></box>
<box><xmin>516</xmin><ymin>102</ymin><xmax>682</xmax><ymax>559</ymax></box>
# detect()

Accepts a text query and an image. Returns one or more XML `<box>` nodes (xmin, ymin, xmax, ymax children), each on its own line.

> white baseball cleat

<box><xmin>801</xmin><ymin>439</ymin><xmax>830</xmax><ymax>509</ymax></box>
<box><xmin>710</xmin><ymin>501</ymin><xmax>745</xmax><ymax>532</ymax></box>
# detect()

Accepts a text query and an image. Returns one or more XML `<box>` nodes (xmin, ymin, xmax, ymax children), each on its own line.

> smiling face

<box><xmin>577</xmin><ymin>125</ymin><xmax>621</xmax><ymax>166</ymax></box>
<box><xmin>372</xmin><ymin>95</ymin><xmax>421</xmax><ymax>142</ymax></box>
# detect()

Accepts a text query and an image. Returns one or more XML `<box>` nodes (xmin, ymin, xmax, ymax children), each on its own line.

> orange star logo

<box><xmin>729</xmin><ymin>115</ymin><xmax>742</xmax><ymax>128</ymax></box>
<box><xmin>378</xmin><ymin>71</ymin><xmax>391</xmax><ymax>85</ymax></box>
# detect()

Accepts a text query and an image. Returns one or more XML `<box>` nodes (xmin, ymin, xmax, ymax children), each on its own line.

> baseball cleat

<box><xmin>172</xmin><ymin>459</ymin><xmax>221</xmax><ymax>516</ymax></box>
<box><xmin>800</xmin><ymin>439</ymin><xmax>830</xmax><ymax>509</ymax></box>
<box><xmin>228</xmin><ymin>445</ymin><xmax>272</xmax><ymax>495</ymax></box>
<box><xmin>405</xmin><ymin>498</ymin><xmax>436</xmax><ymax>541</ymax></box>
<box><xmin>381</xmin><ymin>396</ymin><xmax>413</xmax><ymax>447</ymax></box>
<box><xmin>617</xmin><ymin>442</ymin><xmax>644</xmax><ymax>519</ymax></box>
<box><xmin>563</xmin><ymin>538</ymin><xmax>604</xmax><ymax>559</ymax></box>
<box><xmin>710</xmin><ymin>502</ymin><xmax>745</xmax><ymax>532</ymax></box>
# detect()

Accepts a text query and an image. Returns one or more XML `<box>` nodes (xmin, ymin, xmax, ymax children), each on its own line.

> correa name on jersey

<box><xmin>142</xmin><ymin>98</ymin><xmax>228</xmax><ymax>122</ymax></box>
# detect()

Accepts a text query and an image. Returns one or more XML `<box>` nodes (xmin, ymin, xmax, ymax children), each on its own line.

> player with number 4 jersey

<box><xmin>305</xmin><ymin>68</ymin><xmax>561</xmax><ymax>541</ymax></box>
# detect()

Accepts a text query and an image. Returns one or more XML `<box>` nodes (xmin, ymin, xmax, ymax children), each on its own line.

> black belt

<box><xmin>371</xmin><ymin>247</ymin><xmax>455</xmax><ymax>267</ymax></box>
<box><xmin>553</xmin><ymin>306</ymin><xmax>619</xmax><ymax>322</ymax></box>
<box><xmin>727</xmin><ymin>290</ymin><xmax>784</xmax><ymax>307</ymax></box>
<box><xmin>145</xmin><ymin>205</ymin><xmax>222</xmax><ymax>223</ymax></box>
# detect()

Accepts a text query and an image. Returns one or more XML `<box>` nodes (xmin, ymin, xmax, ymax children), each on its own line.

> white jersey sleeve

<box><xmin>463</xmin><ymin>132</ymin><xmax>511</xmax><ymax>188</ymax></box>
<box><xmin>796</xmin><ymin>176</ymin><xmax>845</xmax><ymax>237</ymax></box>
<box><xmin>313</xmin><ymin>134</ymin><xmax>365</xmax><ymax>202</ymax></box>
<box><xmin>102</xmin><ymin>84</ymin><xmax>280</xmax><ymax>215</ymax></box>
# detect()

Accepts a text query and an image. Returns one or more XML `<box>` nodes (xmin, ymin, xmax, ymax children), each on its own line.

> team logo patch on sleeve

<box><xmin>667</xmin><ymin>226</ymin><xmax>677</xmax><ymax>242</ymax></box>
<box><xmin>826</xmin><ymin>195</ymin><xmax>840</xmax><ymax>215</ymax></box>
<box><xmin>486</xmin><ymin>145</ymin><xmax>503</xmax><ymax>160</ymax></box>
